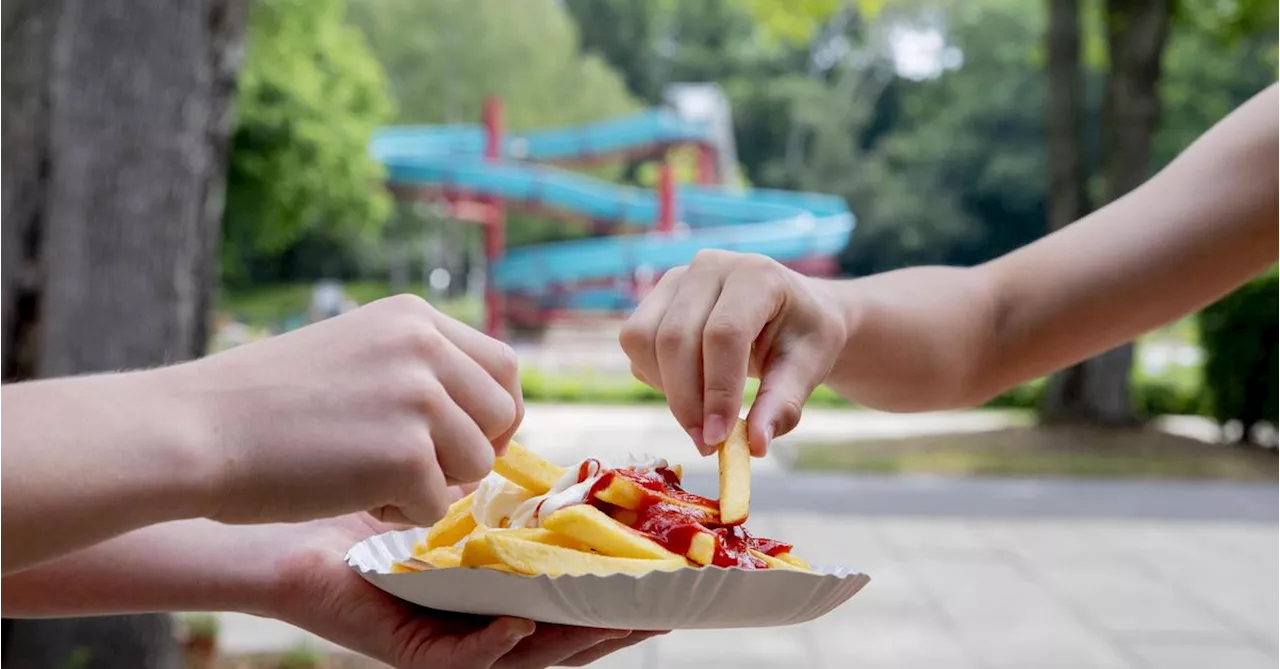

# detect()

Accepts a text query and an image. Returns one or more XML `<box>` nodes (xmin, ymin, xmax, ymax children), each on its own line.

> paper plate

<box><xmin>346</xmin><ymin>528</ymin><xmax>871</xmax><ymax>630</ymax></box>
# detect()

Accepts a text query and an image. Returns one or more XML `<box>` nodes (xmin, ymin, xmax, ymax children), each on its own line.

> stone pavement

<box><xmin>514</xmin><ymin>403</ymin><xmax>1031</xmax><ymax>474</ymax></box>
<box><xmin>218</xmin><ymin>512</ymin><xmax>1277</xmax><ymax>669</ymax></box>
<box><xmin>214</xmin><ymin>405</ymin><xmax>1277</xmax><ymax>668</ymax></box>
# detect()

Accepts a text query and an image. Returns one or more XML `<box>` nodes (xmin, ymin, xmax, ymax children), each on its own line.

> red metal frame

<box><xmin>481</xmin><ymin>96</ymin><xmax>506</xmax><ymax>339</ymax></box>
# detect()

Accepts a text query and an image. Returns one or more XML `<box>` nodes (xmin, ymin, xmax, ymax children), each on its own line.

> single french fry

<box><xmin>461</xmin><ymin>527</ymin><xmax>592</xmax><ymax>566</ymax></box>
<box><xmin>486</xmin><ymin>535</ymin><xmax>686</xmax><ymax>577</ymax></box>
<box><xmin>391</xmin><ymin>560</ymin><xmax>429</xmax><ymax>573</ymax></box>
<box><xmin>774</xmin><ymin>552</ymin><xmax>811</xmax><ymax>570</ymax></box>
<box><xmin>685</xmin><ymin>531</ymin><xmax>718</xmax><ymax>566</ymax></box>
<box><xmin>423</xmin><ymin>495</ymin><xmax>478</xmax><ymax>549</ymax></box>
<box><xmin>717</xmin><ymin>419</ymin><xmax>751</xmax><ymax>525</ymax></box>
<box><xmin>593</xmin><ymin>474</ymin><xmax>718</xmax><ymax>520</ymax></box>
<box><xmin>542</xmin><ymin>504</ymin><xmax>681</xmax><ymax>560</ymax></box>
<box><xmin>416</xmin><ymin>545</ymin><xmax>463</xmax><ymax>568</ymax></box>
<box><xmin>750</xmin><ymin>549</ymin><xmax>812</xmax><ymax>572</ymax></box>
<box><xmin>494</xmin><ymin>441</ymin><xmax>565</xmax><ymax>494</ymax></box>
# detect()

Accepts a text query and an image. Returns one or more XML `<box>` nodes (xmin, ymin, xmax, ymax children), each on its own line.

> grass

<box><xmin>215</xmin><ymin>653</ymin><xmax>379</xmax><ymax>669</ymax></box>
<box><xmin>219</xmin><ymin>282</ymin><xmax>481</xmax><ymax>329</ymax></box>
<box><xmin>792</xmin><ymin>426</ymin><xmax>1277</xmax><ymax>481</ymax></box>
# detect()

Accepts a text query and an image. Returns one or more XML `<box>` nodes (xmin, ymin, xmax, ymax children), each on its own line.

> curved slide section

<box><xmin>371</xmin><ymin>109</ymin><xmax>855</xmax><ymax>308</ymax></box>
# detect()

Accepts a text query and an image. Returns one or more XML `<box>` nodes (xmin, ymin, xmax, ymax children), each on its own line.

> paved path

<box><xmin>515</xmin><ymin>403</ymin><xmax>1031</xmax><ymax>475</ymax></box>
<box><xmin>215</xmin><ymin>406</ymin><xmax>1277</xmax><ymax>668</ymax></box>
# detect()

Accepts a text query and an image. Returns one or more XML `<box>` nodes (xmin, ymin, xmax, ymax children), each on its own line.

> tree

<box><xmin>348</xmin><ymin>0</ymin><xmax>637</xmax><ymax>129</ymax></box>
<box><xmin>1047</xmin><ymin>0</ymin><xmax>1172</xmax><ymax>425</ymax></box>
<box><xmin>1</xmin><ymin>0</ymin><xmax>248</xmax><ymax>666</ymax></box>
<box><xmin>222</xmin><ymin>0</ymin><xmax>394</xmax><ymax>286</ymax></box>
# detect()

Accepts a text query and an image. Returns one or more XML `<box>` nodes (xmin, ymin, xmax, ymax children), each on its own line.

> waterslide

<box><xmin>370</xmin><ymin>108</ymin><xmax>856</xmax><ymax>312</ymax></box>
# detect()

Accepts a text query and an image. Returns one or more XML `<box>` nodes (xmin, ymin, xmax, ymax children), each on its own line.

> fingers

<box><xmin>433</xmin><ymin>314</ymin><xmax>525</xmax><ymax>454</ymax></box>
<box><xmin>620</xmin><ymin>266</ymin><xmax>685</xmax><ymax>392</ymax></box>
<box><xmin>556</xmin><ymin>630</ymin><xmax>669</xmax><ymax>667</ymax></box>
<box><xmin>441</xmin><ymin>617</ymin><xmax>536</xmax><ymax>669</ymax></box>
<box><xmin>380</xmin><ymin>434</ymin><xmax>454</xmax><ymax>526</ymax></box>
<box><xmin>701</xmin><ymin>264</ymin><xmax>788</xmax><ymax>451</ymax></box>
<box><xmin>744</xmin><ymin>347</ymin><xmax>829</xmax><ymax>456</ymax></box>
<box><xmin>421</xmin><ymin>376</ymin><xmax>499</xmax><ymax>485</ymax></box>
<box><xmin>495</xmin><ymin>624</ymin><xmax>632</xmax><ymax>669</ymax></box>
<box><xmin>654</xmin><ymin>266</ymin><xmax>725</xmax><ymax>452</ymax></box>
<box><xmin>426</xmin><ymin>336</ymin><xmax>519</xmax><ymax>444</ymax></box>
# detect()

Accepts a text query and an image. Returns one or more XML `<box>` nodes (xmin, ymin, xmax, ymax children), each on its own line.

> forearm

<box><xmin>977</xmin><ymin>84</ymin><xmax>1277</xmax><ymax>393</ymax></box>
<box><xmin>815</xmin><ymin>266</ymin><xmax>1000</xmax><ymax>411</ymax></box>
<box><xmin>1</xmin><ymin>369</ymin><xmax>216</xmax><ymax>575</ymax></box>
<box><xmin>1</xmin><ymin>519</ymin><xmax>279</xmax><ymax>618</ymax></box>
<box><xmin>814</xmin><ymin>84</ymin><xmax>1277</xmax><ymax>412</ymax></box>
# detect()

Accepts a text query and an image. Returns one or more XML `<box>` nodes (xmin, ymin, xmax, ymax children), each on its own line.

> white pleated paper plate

<box><xmin>346</xmin><ymin>528</ymin><xmax>871</xmax><ymax>630</ymax></box>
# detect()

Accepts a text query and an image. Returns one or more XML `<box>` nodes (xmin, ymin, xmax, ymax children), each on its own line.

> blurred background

<box><xmin>2</xmin><ymin>0</ymin><xmax>1276</xmax><ymax>667</ymax></box>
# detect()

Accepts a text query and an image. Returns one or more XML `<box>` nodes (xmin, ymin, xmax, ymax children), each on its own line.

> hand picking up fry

<box><xmin>398</xmin><ymin>421</ymin><xmax>810</xmax><ymax>577</ymax></box>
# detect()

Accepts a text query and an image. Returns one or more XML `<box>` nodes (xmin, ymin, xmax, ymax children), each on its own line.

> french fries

<box><xmin>716</xmin><ymin>419</ymin><xmax>751</xmax><ymax>525</ymax></box>
<box><xmin>397</xmin><ymin>428</ymin><xmax>810</xmax><ymax>577</ymax></box>
<box><xmin>492</xmin><ymin>441</ymin><xmax>565</xmax><ymax>494</ymax></box>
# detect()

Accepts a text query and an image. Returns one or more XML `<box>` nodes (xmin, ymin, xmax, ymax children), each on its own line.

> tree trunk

<box><xmin>1042</xmin><ymin>0</ymin><xmax>1171</xmax><ymax>426</ymax></box>
<box><xmin>1</xmin><ymin>0</ymin><xmax>248</xmax><ymax>666</ymax></box>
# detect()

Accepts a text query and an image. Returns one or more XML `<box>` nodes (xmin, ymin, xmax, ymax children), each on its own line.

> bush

<box><xmin>1197</xmin><ymin>267</ymin><xmax>1278</xmax><ymax>442</ymax></box>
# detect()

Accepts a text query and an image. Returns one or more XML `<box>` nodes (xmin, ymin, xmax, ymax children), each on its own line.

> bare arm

<box><xmin>1</xmin><ymin>518</ymin><xmax>277</xmax><ymax>617</ymax></box>
<box><xmin>622</xmin><ymin>83</ymin><xmax>1277</xmax><ymax>453</ymax></box>
<box><xmin>826</xmin><ymin>82</ymin><xmax>1277</xmax><ymax>410</ymax></box>
<box><xmin>0</xmin><ymin>371</ymin><xmax>214</xmax><ymax>576</ymax></box>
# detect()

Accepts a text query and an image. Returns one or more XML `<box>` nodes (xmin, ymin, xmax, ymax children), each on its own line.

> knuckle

<box><xmin>704</xmin><ymin>316</ymin><xmax>748</xmax><ymax>350</ymax></box>
<box><xmin>492</xmin><ymin>341</ymin><xmax>520</xmax><ymax>384</ymax></box>
<box><xmin>386</xmin><ymin>439</ymin><xmax>434</xmax><ymax>492</ymax></box>
<box><xmin>482</xmin><ymin>391</ymin><xmax>520</xmax><ymax>440</ymax></box>
<box><xmin>618</xmin><ymin>322</ymin><xmax>654</xmax><ymax>358</ymax></box>
<box><xmin>775</xmin><ymin>397</ymin><xmax>805</xmax><ymax>434</ymax></box>
<box><xmin>453</xmin><ymin>440</ymin><xmax>496</xmax><ymax>483</ymax></box>
<box><xmin>692</xmin><ymin>248</ymin><xmax>731</xmax><ymax>267</ymax></box>
<box><xmin>380</xmin><ymin>292</ymin><xmax>434</xmax><ymax>316</ymax></box>
<box><xmin>735</xmin><ymin>254</ymin><xmax>788</xmax><ymax>291</ymax></box>
<box><xmin>654</xmin><ymin>322</ymin><xmax>690</xmax><ymax>355</ymax></box>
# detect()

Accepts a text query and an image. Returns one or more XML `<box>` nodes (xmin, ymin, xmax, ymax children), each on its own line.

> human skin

<box><xmin>1</xmin><ymin>508</ymin><xmax>663</xmax><ymax>669</ymax></box>
<box><xmin>2</xmin><ymin>294</ymin><xmax>523</xmax><ymax>575</ymax></box>
<box><xmin>620</xmin><ymin>83</ymin><xmax>1278</xmax><ymax>455</ymax></box>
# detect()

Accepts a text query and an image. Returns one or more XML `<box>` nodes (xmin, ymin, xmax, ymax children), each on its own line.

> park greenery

<box><xmin>219</xmin><ymin>0</ymin><xmax>1277</xmax><ymax>436</ymax></box>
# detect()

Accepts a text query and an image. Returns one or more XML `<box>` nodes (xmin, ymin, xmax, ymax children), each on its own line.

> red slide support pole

<box><xmin>481</xmin><ymin>96</ymin><xmax>506</xmax><ymax>339</ymax></box>
<box><xmin>657</xmin><ymin>160</ymin><xmax>676</xmax><ymax>235</ymax></box>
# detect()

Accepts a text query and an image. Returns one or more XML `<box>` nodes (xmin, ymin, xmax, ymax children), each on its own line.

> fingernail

<box><xmin>504</xmin><ymin>619</ymin><xmax>536</xmax><ymax>640</ymax></box>
<box><xmin>702</xmin><ymin>414</ymin><xmax>728</xmax><ymax>447</ymax></box>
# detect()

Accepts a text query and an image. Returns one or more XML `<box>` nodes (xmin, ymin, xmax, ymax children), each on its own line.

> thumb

<box><xmin>744</xmin><ymin>356</ymin><xmax>824</xmax><ymax>456</ymax></box>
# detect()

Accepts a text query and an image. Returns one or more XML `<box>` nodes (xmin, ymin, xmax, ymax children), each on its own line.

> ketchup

<box><xmin>583</xmin><ymin>464</ymin><xmax>789</xmax><ymax>570</ymax></box>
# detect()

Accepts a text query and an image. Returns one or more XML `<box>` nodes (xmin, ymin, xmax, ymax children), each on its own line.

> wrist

<box><xmin>129</xmin><ymin>364</ymin><xmax>226</xmax><ymax>522</ymax></box>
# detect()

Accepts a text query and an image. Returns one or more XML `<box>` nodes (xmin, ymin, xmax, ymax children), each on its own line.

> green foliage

<box><xmin>347</xmin><ymin>0</ymin><xmax>638</xmax><ymax>129</ymax></box>
<box><xmin>278</xmin><ymin>643</ymin><xmax>324</xmax><ymax>669</ymax></box>
<box><xmin>57</xmin><ymin>649</ymin><xmax>92</xmax><ymax>669</ymax></box>
<box><xmin>518</xmin><ymin>368</ymin><xmax>1196</xmax><ymax>418</ymax></box>
<box><xmin>1197</xmin><ymin>267</ymin><xmax>1279</xmax><ymax>439</ymax></box>
<box><xmin>179</xmin><ymin>613</ymin><xmax>221</xmax><ymax>641</ymax></box>
<box><xmin>224</xmin><ymin>0</ymin><xmax>394</xmax><ymax>285</ymax></box>
<box><xmin>741</xmin><ymin>0</ymin><xmax>882</xmax><ymax>44</ymax></box>
<box><xmin>220</xmin><ymin>282</ymin><xmax>481</xmax><ymax>329</ymax></box>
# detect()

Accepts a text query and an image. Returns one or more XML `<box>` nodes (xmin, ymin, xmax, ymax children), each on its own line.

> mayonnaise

<box><xmin>470</xmin><ymin>473</ymin><xmax>537</xmax><ymax>527</ymax></box>
<box><xmin>473</xmin><ymin>453</ymin><xmax>670</xmax><ymax>529</ymax></box>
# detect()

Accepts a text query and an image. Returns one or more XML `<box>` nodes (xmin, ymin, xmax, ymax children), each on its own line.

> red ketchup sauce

<box><xmin>582</xmin><ymin>463</ymin><xmax>792</xmax><ymax>569</ymax></box>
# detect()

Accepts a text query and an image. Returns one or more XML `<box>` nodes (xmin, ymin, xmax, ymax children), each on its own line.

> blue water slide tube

<box><xmin>370</xmin><ymin>109</ymin><xmax>855</xmax><ymax>305</ymax></box>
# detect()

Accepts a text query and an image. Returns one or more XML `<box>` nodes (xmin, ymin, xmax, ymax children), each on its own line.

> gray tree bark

<box><xmin>1042</xmin><ymin>0</ymin><xmax>1171</xmax><ymax>426</ymax></box>
<box><xmin>1</xmin><ymin>0</ymin><xmax>248</xmax><ymax>666</ymax></box>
